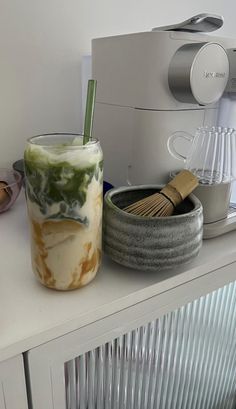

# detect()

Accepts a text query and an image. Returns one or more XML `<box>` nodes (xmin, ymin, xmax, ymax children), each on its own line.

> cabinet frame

<box><xmin>0</xmin><ymin>355</ymin><xmax>28</xmax><ymax>409</ymax></box>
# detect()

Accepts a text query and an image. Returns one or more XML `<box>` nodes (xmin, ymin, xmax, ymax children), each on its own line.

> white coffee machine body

<box><xmin>92</xmin><ymin>22</ymin><xmax>236</xmax><ymax>187</ymax></box>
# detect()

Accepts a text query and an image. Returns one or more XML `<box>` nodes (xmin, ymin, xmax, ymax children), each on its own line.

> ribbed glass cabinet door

<box><xmin>65</xmin><ymin>281</ymin><xmax>236</xmax><ymax>409</ymax></box>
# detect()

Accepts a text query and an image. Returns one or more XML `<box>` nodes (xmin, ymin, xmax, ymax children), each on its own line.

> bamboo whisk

<box><xmin>124</xmin><ymin>170</ymin><xmax>199</xmax><ymax>217</ymax></box>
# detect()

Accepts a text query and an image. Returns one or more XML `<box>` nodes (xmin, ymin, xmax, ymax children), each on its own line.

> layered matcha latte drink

<box><xmin>24</xmin><ymin>134</ymin><xmax>103</xmax><ymax>290</ymax></box>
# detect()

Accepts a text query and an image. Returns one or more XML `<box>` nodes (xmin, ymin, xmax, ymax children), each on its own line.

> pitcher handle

<box><xmin>167</xmin><ymin>131</ymin><xmax>195</xmax><ymax>161</ymax></box>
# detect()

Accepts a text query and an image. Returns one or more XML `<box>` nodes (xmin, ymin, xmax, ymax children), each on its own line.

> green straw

<box><xmin>83</xmin><ymin>79</ymin><xmax>97</xmax><ymax>145</ymax></box>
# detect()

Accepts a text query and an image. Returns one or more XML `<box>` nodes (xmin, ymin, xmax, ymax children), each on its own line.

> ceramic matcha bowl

<box><xmin>103</xmin><ymin>185</ymin><xmax>203</xmax><ymax>271</ymax></box>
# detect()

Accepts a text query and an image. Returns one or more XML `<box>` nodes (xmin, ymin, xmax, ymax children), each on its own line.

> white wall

<box><xmin>0</xmin><ymin>0</ymin><xmax>235</xmax><ymax>166</ymax></box>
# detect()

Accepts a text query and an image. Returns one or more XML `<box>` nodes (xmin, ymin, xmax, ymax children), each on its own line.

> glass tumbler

<box><xmin>185</xmin><ymin>126</ymin><xmax>233</xmax><ymax>184</ymax></box>
<box><xmin>24</xmin><ymin>133</ymin><xmax>103</xmax><ymax>290</ymax></box>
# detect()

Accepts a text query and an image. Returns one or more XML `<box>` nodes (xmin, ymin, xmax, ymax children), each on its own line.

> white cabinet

<box><xmin>26</xmin><ymin>268</ymin><xmax>236</xmax><ymax>409</ymax></box>
<box><xmin>0</xmin><ymin>355</ymin><xmax>28</xmax><ymax>409</ymax></box>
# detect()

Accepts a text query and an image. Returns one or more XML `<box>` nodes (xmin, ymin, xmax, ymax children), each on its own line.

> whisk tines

<box><xmin>123</xmin><ymin>170</ymin><xmax>198</xmax><ymax>218</ymax></box>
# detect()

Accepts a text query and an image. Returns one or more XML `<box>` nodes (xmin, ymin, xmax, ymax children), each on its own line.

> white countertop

<box><xmin>1</xmin><ymin>192</ymin><xmax>236</xmax><ymax>362</ymax></box>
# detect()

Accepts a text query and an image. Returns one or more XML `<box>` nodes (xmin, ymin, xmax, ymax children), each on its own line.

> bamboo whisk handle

<box><xmin>161</xmin><ymin>170</ymin><xmax>198</xmax><ymax>207</ymax></box>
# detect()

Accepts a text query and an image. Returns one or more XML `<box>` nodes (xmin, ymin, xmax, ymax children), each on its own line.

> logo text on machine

<box><xmin>204</xmin><ymin>71</ymin><xmax>226</xmax><ymax>79</ymax></box>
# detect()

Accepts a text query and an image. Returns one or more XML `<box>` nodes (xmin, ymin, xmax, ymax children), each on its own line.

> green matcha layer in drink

<box><xmin>24</xmin><ymin>134</ymin><xmax>103</xmax><ymax>290</ymax></box>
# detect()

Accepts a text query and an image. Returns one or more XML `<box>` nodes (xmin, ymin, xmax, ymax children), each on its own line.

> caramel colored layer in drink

<box><xmin>31</xmin><ymin>218</ymin><xmax>101</xmax><ymax>290</ymax></box>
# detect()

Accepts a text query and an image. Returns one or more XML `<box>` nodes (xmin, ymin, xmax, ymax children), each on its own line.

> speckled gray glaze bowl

<box><xmin>103</xmin><ymin>185</ymin><xmax>203</xmax><ymax>271</ymax></box>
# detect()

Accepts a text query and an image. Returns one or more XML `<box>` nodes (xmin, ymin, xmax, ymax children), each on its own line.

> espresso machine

<box><xmin>92</xmin><ymin>14</ymin><xmax>236</xmax><ymax>237</ymax></box>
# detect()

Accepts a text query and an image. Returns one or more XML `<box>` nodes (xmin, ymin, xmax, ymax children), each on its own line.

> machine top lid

<box><xmin>152</xmin><ymin>13</ymin><xmax>224</xmax><ymax>33</ymax></box>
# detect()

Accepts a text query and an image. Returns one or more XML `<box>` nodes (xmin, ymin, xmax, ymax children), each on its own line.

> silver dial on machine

<box><xmin>168</xmin><ymin>42</ymin><xmax>229</xmax><ymax>105</ymax></box>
